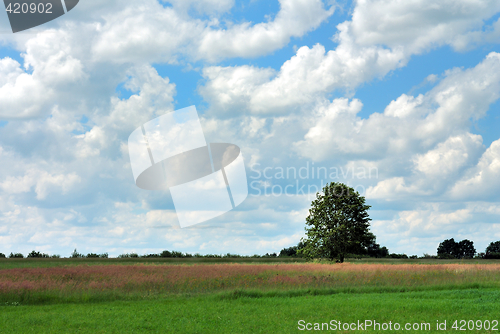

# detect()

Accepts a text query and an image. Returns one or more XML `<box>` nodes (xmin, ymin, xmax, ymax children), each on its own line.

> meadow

<box><xmin>1</xmin><ymin>258</ymin><xmax>499</xmax><ymax>333</ymax></box>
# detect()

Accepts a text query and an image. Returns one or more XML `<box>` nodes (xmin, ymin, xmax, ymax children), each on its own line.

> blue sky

<box><xmin>1</xmin><ymin>0</ymin><xmax>500</xmax><ymax>257</ymax></box>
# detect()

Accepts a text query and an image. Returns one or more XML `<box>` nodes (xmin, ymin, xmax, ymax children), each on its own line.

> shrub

<box><xmin>0</xmin><ymin>253</ymin><xmax>6</xmax><ymax>258</ymax></box>
<box><xmin>409</xmin><ymin>255</ymin><xmax>418</xmax><ymax>259</ymax></box>
<box><xmin>99</xmin><ymin>253</ymin><xmax>108</xmax><ymax>258</ymax></box>
<box><xmin>86</xmin><ymin>253</ymin><xmax>100</xmax><ymax>258</ymax></box>
<box><xmin>51</xmin><ymin>254</ymin><xmax>61</xmax><ymax>258</ymax></box>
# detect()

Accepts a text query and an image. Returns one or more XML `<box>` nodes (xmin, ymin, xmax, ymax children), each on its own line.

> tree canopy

<box><xmin>485</xmin><ymin>241</ymin><xmax>500</xmax><ymax>259</ymax></box>
<box><xmin>298</xmin><ymin>182</ymin><xmax>374</xmax><ymax>263</ymax></box>
<box><xmin>437</xmin><ymin>238</ymin><xmax>476</xmax><ymax>259</ymax></box>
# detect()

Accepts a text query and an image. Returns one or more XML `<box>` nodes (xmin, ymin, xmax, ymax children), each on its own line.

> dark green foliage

<box><xmin>118</xmin><ymin>253</ymin><xmax>139</xmax><ymax>258</ymax></box>
<box><xmin>0</xmin><ymin>253</ymin><xmax>6</xmax><ymax>258</ymax></box>
<box><xmin>437</xmin><ymin>238</ymin><xmax>476</xmax><ymax>259</ymax></box>
<box><xmin>171</xmin><ymin>251</ymin><xmax>184</xmax><ymax>258</ymax></box>
<box><xmin>458</xmin><ymin>239</ymin><xmax>476</xmax><ymax>259</ymax></box>
<box><xmin>486</xmin><ymin>240</ymin><xmax>500</xmax><ymax>253</ymax></box>
<box><xmin>299</xmin><ymin>182</ymin><xmax>374</xmax><ymax>263</ymax></box>
<box><xmin>70</xmin><ymin>249</ymin><xmax>84</xmax><ymax>258</ymax></box>
<box><xmin>9</xmin><ymin>252</ymin><xmax>24</xmax><ymax>258</ymax></box>
<box><xmin>223</xmin><ymin>253</ymin><xmax>242</xmax><ymax>258</ymax></box>
<box><xmin>485</xmin><ymin>241</ymin><xmax>500</xmax><ymax>259</ymax></box>
<box><xmin>263</xmin><ymin>253</ymin><xmax>277</xmax><ymax>258</ymax></box>
<box><xmin>27</xmin><ymin>251</ymin><xmax>49</xmax><ymax>258</ymax></box>
<box><xmin>437</xmin><ymin>238</ymin><xmax>459</xmax><ymax>258</ymax></box>
<box><xmin>389</xmin><ymin>253</ymin><xmax>408</xmax><ymax>259</ymax></box>
<box><xmin>141</xmin><ymin>253</ymin><xmax>161</xmax><ymax>258</ymax></box>
<box><xmin>279</xmin><ymin>242</ymin><xmax>305</xmax><ymax>257</ymax></box>
<box><xmin>83</xmin><ymin>253</ymin><xmax>107</xmax><ymax>258</ymax></box>
<box><xmin>160</xmin><ymin>250</ymin><xmax>172</xmax><ymax>258</ymax></box>
<box><xmin>367</xmin><ymin>243</ymin><xmax>389</xmax><ymax>258</ymax></box>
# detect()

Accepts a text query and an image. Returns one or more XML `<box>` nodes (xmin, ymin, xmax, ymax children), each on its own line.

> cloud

<box><xmin>371</xmin><ymin>202</ymin><xmax>500</xmax><ymax>254</ymax></box>
<box><xmin>199</xmin><ymin>0</ymin><xmax>500</xmax><ymax>116</ymax></box>
<box><xmin>197</xmin><ymin>0</ymin><xmax>334</xmax><ymax>62</ymax></box>
<box><xmin>90</xmin><ymin>0</ymin><xmax>333</xmax><ymax>64</ymax></box>
<box><xmin>348</xmin><ymin>0</ymin><xmax>500</xmax><ymax>53</ymax></box>
<box><xmin>449</xmin><ymin>139</ymin><xmax>500</xmax><ymax>200</ymax></box>
<box><xmin>2</xmin><ymin>0</ymin><xmax>500</xmax><ymax>257</ymax></box>
<box><xmin>295</xmin><ymin>52</ymin><xmax>500</xmax><ymax>163</ymax></box>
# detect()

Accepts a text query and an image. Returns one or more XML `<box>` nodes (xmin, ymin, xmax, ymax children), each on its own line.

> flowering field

<box><xmin>1</xmin><ymin>262</ymin><xmax>500</xmax><ymax>304</ymax></box>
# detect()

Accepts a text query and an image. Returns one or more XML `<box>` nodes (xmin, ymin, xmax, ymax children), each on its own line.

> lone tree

<box><xmin>298</xmin><ymin>182</ymin><xmax>374</xmax><ymax>263</ymax></box>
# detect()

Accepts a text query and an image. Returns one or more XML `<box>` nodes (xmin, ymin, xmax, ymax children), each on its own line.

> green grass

<box><xmin>1</xmin><ymin>257</ymin><xmax>498</xmax><ymax>270</ymax></box>
<box><xmin>0</xmin><ymin>257</ymin><xmax>307</xmax><ymax>270</ymax></box>
<box><xmin>1</xmin><ymin>259</ymin><xmax>500</xmax><ymax>333</ymax></box>
<box><xmin>1</xmin><ymin>288</ymin><xmax>499</xmax><ymax>333</ymax></box>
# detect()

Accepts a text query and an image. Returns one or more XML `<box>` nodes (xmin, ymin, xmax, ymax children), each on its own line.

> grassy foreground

<box><xmin>1</xmin><ymin>288</ymin><xmax>499</xmax><ymax>333</ymax></box>
<box><xmin>1</xmin><ymin>260</ymin><xmax>499</xmax><ymax>333</ymax></box>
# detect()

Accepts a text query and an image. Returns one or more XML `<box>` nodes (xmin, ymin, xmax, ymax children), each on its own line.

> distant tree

<box><xmin>142</xmin><ymin>253</ymin><xmax>160</xmax><ymax>258</ymax></box>
<box><xmin>70</xmin><ymin>249</ymin><xmax>84</xmax><ymax>258</ymax></box>
<box><xmin>0</xmin><ymin>253</ymin><xmax>5</xmax><ymax>258</ymax></box>
<box><xmin>27</xmin><ymin>250</ymin><xmax>49</xmax><ymax>258</ymax></box>
<box><xmin>457</xmin><ymin>239</ymin><xmax>476</xmax><ymax>259</ymax></box>
<box><xmin>367</xmin><ymin>242</ymin><xmax>389</xmax><ymax>258</ymax></box>
<box><xmin>170</xmin><ymin>251</ymin><xmax>183</xmax><ymax>258</ymax></box>
<box><xmin>279</xmin><ymin>242</ymin><xmax>305</xmax><ymax>257</ymax></box>
<box><xmin>9</xmin><ymin>252</ymin><xmax>24</xmax><ymax>258</ymax></box>
<box><xmin>437</xmin><ymin>238</ymin><xmax>459</xmax><ymax>259</ymax></box>
<box><xmin>299</xmin><ymin>182</ymin><xmax>374</xmax><ymax>263</ymax></box>
<box><xmin>389</xmin><ymin>253</ymin><xmax>408</xmax><ymax>259</ymax></box>
<box><xmin>438</xmin><ymin>238</ymin><xmax>476</xmax><ymax>259</ymax></box>
<box><xmin>485</xmin><ymin>241</ymin><xmax>500</xmax><ymax>259</ymax></box>
<box><xmin>160</xmin><ymin>250</ymin><xmax>172</xmax><ymax>258</ymax></box>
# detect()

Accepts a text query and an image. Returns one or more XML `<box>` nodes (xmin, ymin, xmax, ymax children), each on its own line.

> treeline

<box><xmin>437</xmin><ymin>239</ymin><xmax>500</xmax><ymax>259</ymax></box>
<box><xmin>0</xmin><ymin>249</ymin><xmax>283</xmax><ymax>259</ymax></box>
<box><xmin>1</xmin><ymin>239</ymin><xmax>499</xmax><ymax>260</ymax></box>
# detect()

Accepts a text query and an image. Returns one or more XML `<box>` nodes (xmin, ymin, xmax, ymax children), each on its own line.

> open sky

<box><xmin>1</xmin><ymin>0</ymin><xmax>500</xmax><ymax>257</ymax></box>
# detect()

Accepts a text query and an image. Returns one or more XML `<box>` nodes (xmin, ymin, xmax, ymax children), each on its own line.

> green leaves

<box><xmin>300</xmin><ymin>182</ymin><xmax>373</xmax><ymax>263</ymax></box>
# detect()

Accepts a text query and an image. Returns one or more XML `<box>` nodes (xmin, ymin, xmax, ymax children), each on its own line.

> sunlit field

<box><xmin>1</xmin><ymin>259</ymin><xmax>500</xmax><ymax>333</ymax></box>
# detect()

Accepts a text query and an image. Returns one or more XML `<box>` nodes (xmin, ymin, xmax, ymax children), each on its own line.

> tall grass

<box><xmin>1</xmin><ymin>263</ymin><xmax>500</xmax><ymax>304</ymax></box>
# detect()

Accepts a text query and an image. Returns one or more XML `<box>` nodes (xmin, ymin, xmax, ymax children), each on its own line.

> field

<box><xmin>1</xmin><ymin>258</ymin><xmax>500</xmax><ymax>333</ymax></box>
